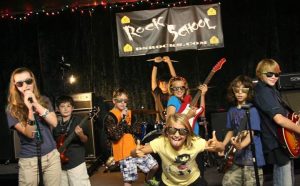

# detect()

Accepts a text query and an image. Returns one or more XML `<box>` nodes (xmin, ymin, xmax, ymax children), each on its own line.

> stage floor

<box><xmin>1</xmin><ymin>162</ymin><xmax>300</xmax><ymax>185</ymax></box>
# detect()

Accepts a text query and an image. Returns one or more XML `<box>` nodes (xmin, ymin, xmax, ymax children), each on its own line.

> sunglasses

<box><xmin>15</xmin><ymin>78</ymin><xmax>33</xmax><ymax>87</ymax></box>
<box><xmin>114</xmin><ymin>98</ymin><xmax>128</xmax><ymax>103</ymax></box>
<box><xmin>166</xmin><ymin>127</ymin><xmax>189</xmax><ymax>136</ymax></box>
<box><xmin>171</xmin><ymin>86</ymin><xmax>186</xmax><ymax>91</ymax></box>
<box><xmin>232</xmin><ymin>87</ymin><xmax>249</xmax><ymax>94</ymax></box>
<box><xmin>263</xmin><ymin>72</ymin><xmax>280</xmax><ymax>78</ymax></box>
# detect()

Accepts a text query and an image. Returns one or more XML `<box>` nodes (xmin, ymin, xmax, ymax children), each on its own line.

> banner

<box><xmin>116</xmin><ymin>3</ymin><xmax>224</xmax><ymax>57</ymax></box>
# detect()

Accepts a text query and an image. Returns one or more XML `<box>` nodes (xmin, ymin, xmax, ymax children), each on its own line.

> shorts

<box><xmin>119</xmin><ymin>154</ymin><xmax>158</xmax><ymax>182</ymax></box>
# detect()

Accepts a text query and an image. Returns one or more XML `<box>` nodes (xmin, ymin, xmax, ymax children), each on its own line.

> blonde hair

<box><xmin>7</xmin><ymin>67</ymin><xmax>43</xmax><ymax>124</ymax></box>
<box><xmin>256</xmin><ymin>59</ymin><xmax>281</xmax><ymax>80</ymax></box>
<box><xmin>168</xmin><ymin>76</ymin><xmax>189</xmax><ymax>95</ymax></box>
<box><xmin>164</xmin><ymin>113</ymin><xmax>195</xmax><ymax>148</ymax></box>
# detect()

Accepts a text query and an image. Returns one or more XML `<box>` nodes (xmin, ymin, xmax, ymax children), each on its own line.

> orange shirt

<box><xmin>110</xmin><ymin>108</ymin><xmax>136</xmax><ymax>161</ymax></box>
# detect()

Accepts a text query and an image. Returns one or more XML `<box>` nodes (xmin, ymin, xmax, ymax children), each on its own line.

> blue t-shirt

<box><xmin>226</xmin><ymin>106</ymin><xmax>265</xmax><ymax>167</ymax></box>
<box><xmin>167</xmin><ymin>95</ymin><xmax>200</xmax><ymax>135</ymax></box>
<box><xmin>6</xmin><ymin>96</ymin><xmax>56</xmax><ymax>158</ymax></box>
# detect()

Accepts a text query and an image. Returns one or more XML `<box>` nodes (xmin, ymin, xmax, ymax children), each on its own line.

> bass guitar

<box><xmin>277</xmin><ymin>112</ymin><xmax>300</xmax><ymax>158</ymax></box>
<box><xmin>218</xmin><ymin>130</ymin><xmax>248</xmax><ymax>173</ymax></box>
<box><xmin>56</xmin><ymin>107</ymin><xmax>100</xmax><ymax>164</ymax></box>
<box><xmin>178</xmin><ymin>58</ymin><xmax>226</xmax><ymax>129</ymax></box>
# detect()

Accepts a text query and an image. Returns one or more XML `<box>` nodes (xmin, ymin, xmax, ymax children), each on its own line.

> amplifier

<box><xmin>278</xmin><ymin>73</ymin><xmax>300</xmax><ymax>90</ymax></box>
<box><xmin>71</xmin><ymin>92</ymin><xmax>94</xmax><ymax>110</ymax></box>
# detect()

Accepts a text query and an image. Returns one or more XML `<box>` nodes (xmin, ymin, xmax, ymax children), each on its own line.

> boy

<box><xmin>103</xmin><ymin>88</ymin><xmax>158</xmax><ymax>186</ymax></box>
<box><xmin>53</xmin><ymin>95</ymin><xmax>91</xmax><ymax>186</ymax></box>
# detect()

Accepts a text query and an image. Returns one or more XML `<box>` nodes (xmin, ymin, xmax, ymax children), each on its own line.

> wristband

<box><xmin>153</xmin><ymin>62</ymin><xmax>159</xmax><ymax>68</ymax></box>
<box><xmin>40</xmin><ymin>109</ymin><xmax>50</xmax><ymax>118</ymax></box>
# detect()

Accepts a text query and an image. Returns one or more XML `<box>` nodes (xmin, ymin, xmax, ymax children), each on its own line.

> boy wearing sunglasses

<box><xmin>131</xmin><ymin>113</ymin><xmax>224</xmax><ymax>186</ymax></box>
<box><xmin>254</xmin><ymin>59</ymin><xmax>300</xmax><ymax>186</ymax></box>
<box><xmin>103</xmin><ymin>88</ymin><xmax>158</xmax><ymax>186</ymax></box>
<box><xmin>218</xmin><ymin>75</ymin><xmax>265</xmax><ymax>185</ymax></box>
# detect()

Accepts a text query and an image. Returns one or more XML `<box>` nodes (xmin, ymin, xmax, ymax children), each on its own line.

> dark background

<box><xmin>1</xmin><ymin>0</ymin><xmax>300</xmax><ymax>161</ymax></box>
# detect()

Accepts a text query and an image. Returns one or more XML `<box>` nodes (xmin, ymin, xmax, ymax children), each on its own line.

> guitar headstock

<box><xmin>89</xmin><ymin>106</ymin><xmax>100</xmax><ymax>120</ymax></box>
<box><xmin>212</xmin><ymin>58</ymin><xmax>226</xmax><ymax>72</ymax></box>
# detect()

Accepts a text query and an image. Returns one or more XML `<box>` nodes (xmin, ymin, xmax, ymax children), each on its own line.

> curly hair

<box><xmin>226</xmin><ymin>75</ymin><xmax>254</xmax><ymax>104</ymax></box>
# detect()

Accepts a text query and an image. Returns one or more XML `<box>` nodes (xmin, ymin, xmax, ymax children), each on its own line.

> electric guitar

<box><xmin>56</xmin><ymin>107</ymin><xmax>100</xmax><ymax>164</ymax></box>
<box><xmin>178</xmin><ymin>58</ymin><xmax>227</xmax><ymax>129</ymax></box>
<box><xmin>218</xmin><ymin>130</ymin><xmax>248</xmax><ymax>173</ymax></box>
<box><xmin>277</xmin><ymin>112</ymin><xmax>300</xmax><ymax>158</ymax></box>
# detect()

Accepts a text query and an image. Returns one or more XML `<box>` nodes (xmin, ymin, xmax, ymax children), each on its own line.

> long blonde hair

<box><xmin>6</xmin><ymin>67</ymin><xmax>43</xmax><ymax>123</ymax></box>
<box><xmin>164</xmin><ymin>113</ymin><xmax>195</xmax><ymax>149</ymax></box>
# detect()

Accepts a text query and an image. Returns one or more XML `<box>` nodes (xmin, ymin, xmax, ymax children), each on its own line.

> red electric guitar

<box><xmin>56</xmin><ymin>107</ymin><xmax>100</xmax><ymax>164</ymax></box>
<box><xmin>277</xmin><ymin>112</ymin><xmax>300</xmax><ymax>158</ymax></box>
<box><xmin>178</xmin><ymin>58</ymin><xmax>226</xmax><ymax>129</ymax></box>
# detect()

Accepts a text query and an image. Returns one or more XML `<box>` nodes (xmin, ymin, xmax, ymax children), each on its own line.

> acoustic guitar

<box><xmin>277</xmin><ymin>112</ymin><xmax>300</xmax><ymax>158</ymax></box>
<box><xmin>178</xmin><ymin>58</ymin><xmax>226</xmax><ymax>129</ymax></box>
<box><xmin>56</xmin><ymin>107</ymin><xmax>100</xmax><ymax>164</ymax></box>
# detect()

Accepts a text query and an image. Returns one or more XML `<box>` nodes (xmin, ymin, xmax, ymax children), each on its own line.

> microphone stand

<box><xmin>244</xmin><ymin>107</ymin><xmax>260</xmax><ymax>186</ymax></box>
<box><xmin>30</xmin><ymin>101</ymin><xmax>44</xmax><ymax>186</ymax></box>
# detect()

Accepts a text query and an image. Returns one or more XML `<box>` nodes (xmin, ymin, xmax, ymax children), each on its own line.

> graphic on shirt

<box><xmin>167</xmin><ymin>153</ymin><xmax>192</xmax><ymax>176</ymax></box>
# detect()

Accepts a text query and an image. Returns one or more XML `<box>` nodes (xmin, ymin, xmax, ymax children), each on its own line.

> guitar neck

<box><xmin>190</xmin><ymin>71</ymin><xmax>215</xmax><ymax>106</ymax></box>
<box><xmin>58</xmin><ymin>116</ymin><xmax>90</xmax><ymax>152</ymax></box>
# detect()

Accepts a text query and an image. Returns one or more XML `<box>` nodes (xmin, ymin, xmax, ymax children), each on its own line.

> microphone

<box><xmin>122</xmin><ymin>107</ymin><xmax>128</xmax><ymax>122</ymax></box>
<box><xmin>146</xmin><ymin>58</ymin><xmax>179</xmax><ymax>62</ymax></box>
<box><xmin>240</xmin><ymin>103</ymin><xmax>252</xmax><ymax>109</ymax></box>
<box><xmin>28</xmin><ymin>97</ymin><xmax>33</xmax><ymax>103</ymax></box>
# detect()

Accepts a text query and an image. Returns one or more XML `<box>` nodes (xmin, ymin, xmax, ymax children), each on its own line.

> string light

<box><xmin>0</xmin><ymin>0</ymin><xmax>215</xmax><ymax>21</ymax></box>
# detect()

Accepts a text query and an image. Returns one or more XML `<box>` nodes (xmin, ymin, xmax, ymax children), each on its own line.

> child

<box><xmin>254</xmin><ymin>59</ymin><xmax>300</xmax><ymax>186</ymax></box>
<box><xmin>103</xmin><ymin>88</ymin><xmax>159</xmax><ymax>186</ymax></box>
<box><xmin>6</xmin><ymin>67</ymin><xmax>61</xmax><ymax>186</ymax></box>
<box><xmin>53</xmin><ymin>95</ymin><xmax>91</xmax><ymax>186</ymax></box>
<box><xmin>131</xmin><ymin>113</ymin><xmax>223</xmax><ymax>186</ymax></box>
<box><xmin>219</xmin><ymin>75</ymin><xmax>265</xmax><ymax>186</ymax></box>
<box><xmin>166</xmin><ymin>76</ymin><xmax>207</xmax><ymax>135</ymax></box>
<box><xmin>151</xmin><ymin>56</ymin><xmax>177</xmax><ymax>123</ymax></box>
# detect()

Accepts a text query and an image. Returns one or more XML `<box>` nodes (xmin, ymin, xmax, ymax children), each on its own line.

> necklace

<box><xmin>59</xmin><ymin>116</ymin><xmax>73</xmax><ymax>134</ymax></box>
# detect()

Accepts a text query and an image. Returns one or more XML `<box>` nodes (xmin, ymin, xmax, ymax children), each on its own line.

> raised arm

<box><xmin>151</xmin><ymin>56</ymin><xmax>163</xmax><ymax>91</ymax></box>
<box><xmin>163</xmin><ymin>56</ymin><xmax>177</xmax><ymax>77</ymax></box>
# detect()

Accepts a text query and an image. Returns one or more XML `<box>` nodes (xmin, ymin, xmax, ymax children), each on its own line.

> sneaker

<box><xmin>145</xmin><ymin>177</ymin><xmax>159</xmax><ymax>186</ymax></box>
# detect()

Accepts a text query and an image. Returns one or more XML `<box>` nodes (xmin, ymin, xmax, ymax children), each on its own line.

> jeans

<box><xmin>273</xmin><ymin>160</ymin><xmax>294</xmax><ymax>186</ymax></box>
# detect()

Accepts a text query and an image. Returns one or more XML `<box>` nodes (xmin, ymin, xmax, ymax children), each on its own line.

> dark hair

<box><xmin>227</xmin><ymin>75</ymin><xmax>254</xmax><ymax>104</ymax></box>
<box><xmin>56</xmin><ymin>95</ymin><xmax>74</xmax><ymax>107</ymax></box>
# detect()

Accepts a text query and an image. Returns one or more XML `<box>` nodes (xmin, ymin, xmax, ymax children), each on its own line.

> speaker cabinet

<box><xmin>71</xmin><ymin>92</ymin><xmax>94</xmax><ymax>111</ymax></box>
<box><xmin>210</xmin><ymin>112</ymin><xmax>228</xmax><ymax>141</ymax></box>
<box><xmin>280</xmin><ymin>90</ymin><xmax>300</xmax><ymax>112</ymax></box>
<box><xmin>14</xmin><ymin>110</ymin><xmax>97</xmax><ymax>160</ymax></box>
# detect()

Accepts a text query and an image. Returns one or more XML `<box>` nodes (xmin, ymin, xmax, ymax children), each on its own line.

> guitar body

<box><xmin>218</xmin><ymin>148</ymin><xmax>234</xmax><ymax>173</ymax></box>
<box><xmin>179</xmin><ymin>103</ymin><xmax>204</xmax><ymax>129</ymax></box>
<box><xmin>56</xmin><ymin>134</ymin><xmax>69</xmax><ymax>164</ymax></box>
<box><xmin>277</xmin><ymin>112</ymin><xmax>300</xmax><ymax>158</ymax></box>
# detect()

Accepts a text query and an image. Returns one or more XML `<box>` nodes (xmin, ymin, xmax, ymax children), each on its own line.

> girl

<box><xmin>219</xmin><ymin>75</ymin><xmax>265</xmax><ymax>186</ymax></box>
<box><xmin>166</xmin><ymin>76</ymin><xmax>208</xmax><ymax>135</ymax></box>
<box><xmin>6</xmin><ymin>67</ymin><xmax>61</xmax><ymax>186</ymax></box>
<box><xmin>131</xmin><ymin>113</ymin><xmax>223</xmax><ymax>186</ymax></box>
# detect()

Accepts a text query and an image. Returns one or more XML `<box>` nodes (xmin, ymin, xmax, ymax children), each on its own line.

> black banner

<box><xmin>116</xmin><ymin>3</ymin><xmax>224</xmax><ymax>57</ymax></box>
